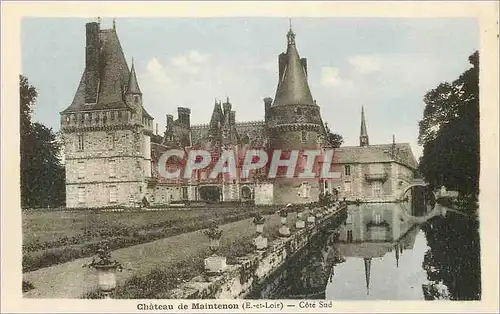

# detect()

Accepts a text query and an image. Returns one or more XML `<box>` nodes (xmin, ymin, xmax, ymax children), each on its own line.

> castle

<box><xmin>60</xmin><ymin>20</ymin><xmax>418</xmax><ymax>209</ymax></box>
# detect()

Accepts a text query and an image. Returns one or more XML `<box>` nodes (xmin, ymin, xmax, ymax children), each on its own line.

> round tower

<box><xmin>266</xmin><ymin>24</ymin><xmax>326</xmax><ymax>205</ymax></box>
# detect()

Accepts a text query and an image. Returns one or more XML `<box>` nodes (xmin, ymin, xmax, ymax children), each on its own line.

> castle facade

<box><xmin>60</xmin><ymin>21</ymin><xmax>418</xmax><ymax>208</ymax></box>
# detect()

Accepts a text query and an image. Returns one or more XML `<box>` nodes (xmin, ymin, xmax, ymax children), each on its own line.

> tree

<box><xmin>324</xmin><ymin>123</ymin><xmax>344</xmax><ymax>148</ymax></box>
<box><xmin>20</xmin><ymin>75</ymin><xmax>66</xmax><ymax>208</ymax></box>
<box><xmin>421</xmin><ymin>214</ymin><xmax>481</xmax><ymax>300</ymax></box>
<box><xmin>418</xmin><ymin>51</ymin><xmax>479</xmax><ymax>200</ymax></box>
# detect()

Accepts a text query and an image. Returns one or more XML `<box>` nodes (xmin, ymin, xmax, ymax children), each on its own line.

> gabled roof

<box><xmin>272</xmin><ymin>28</ymin><xmax>315</xmax><ymax>107</ymax></box>
<box><xmin>334</xmin><ymin>143</ymin><xmax>418</xmax><ymax>169</ymax></box>
<box><xmin>62</xmin><ymin>28</ymin><xmax>131</xmax><ymax>114</ymax></box>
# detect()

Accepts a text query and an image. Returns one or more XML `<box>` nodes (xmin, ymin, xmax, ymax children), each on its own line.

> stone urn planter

<box><xmin>307</xmin><ymin>211</ymin><xmax>316</xmax><ymax>225</ymax></box>
<box><xmin>252</xmin><ymin>213</ymin><xmax>268</xmax><ymax>250</ymax></box>
<box><xmin>83</xmin><ymin>242</ymin><xmax>123</xmax><ymax>299</ymax></box>
<box><xmin>203</xmin><ymin>222</ymin><xmax>226</xmax><ymax>275</ymax></box>
<box><xmin>295</xmin><ymin>211</ymin><xmax>305</xmax><ymax>229</ymax></box>
<box><xmin>279</xmin><ymin>209</ymin><xmax>290</xmax><ymax>237</ymax></box>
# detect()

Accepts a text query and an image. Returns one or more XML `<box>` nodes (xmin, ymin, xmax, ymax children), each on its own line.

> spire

<box><xmin>364</xmin><ymin>258</ymin><xmax>372</xmax><ymax>295</ymax></box>
<box><xmin>272</xmin><ymin>24</ymin><xmax>314</xmax><ymax>107</ymax></box>
<box><xmin>395</xmin><ymin>243</ymin><xmax>400</xmax><ymax>268</ymax></box>
<box><xmin>127</xmin><ymin>58</ymin><xmax>142</xmax><ymax>95</ymax></box>
<box><xmin>360</xmin><ymin>106</ymin><xmax>369</xmax><ymax>147</ymax></box>
<box><xmin>287</xmin><ymin>19</ymin><xmax>295</xmax><ymax>46</ymax></box>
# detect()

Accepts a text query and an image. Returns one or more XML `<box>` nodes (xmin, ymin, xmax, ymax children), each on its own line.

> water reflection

<box><xmin>328</xmin><ymin>203</ymin><xmax>428</xmax><ymax>300</ymax></box>
<box><xmin>252</xmin><ymin>202</ymin><xmax>481</xmax><ymax>301</ymax></box>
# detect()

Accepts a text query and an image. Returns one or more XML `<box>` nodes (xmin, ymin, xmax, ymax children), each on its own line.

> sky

<box><xmin>21</xmin><ymin>17</ymin><xmax>479</xmax><ymax>159</ymax></box>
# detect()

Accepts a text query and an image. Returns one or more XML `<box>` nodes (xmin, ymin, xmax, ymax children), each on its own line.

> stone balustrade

<box><xmin>168</xmin><ymin>205</ymin><xmax>346</xmax><ymax>299</ymax></box>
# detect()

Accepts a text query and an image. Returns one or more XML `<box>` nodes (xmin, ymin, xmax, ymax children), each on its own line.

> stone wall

<box><xmin>339</xmin><ymin>162</ymin><xmax>415</xmax><ymax>202</ymax></box>
<box><xmin>66</xmin><ymin>181</ymin><xmax>144</xmax><ymax>208</ymax></box>
<box><xmin>63</xmin><ymin>124</ymin><xmax>152</xmax><ymax>208</ymax></box>
<box><xmin>254</xmin><ymin>183</ymin><xmax>274</xmax><ymax>205</ymax></box>
<box><xmin>169</xmin><ymin>207</ymin><xmax>345</xmax><ymax>299</ymax></box>
<box><xmin>146</xmin><ymin>185</ymin><xmax>184</xmax><ymax>205</ymax></box>
<box><xmin>272</xmin><ymin>178</ymin><xmax>320</xmax><ymax>205</ymax></box>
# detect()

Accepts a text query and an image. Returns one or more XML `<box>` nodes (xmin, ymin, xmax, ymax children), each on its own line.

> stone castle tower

<box><xmin>266</xmin><ymin>26</ymin><xmax>326</xmax><ymax>205</ymax></box>
<box><xmin>60</xmin><ymin>21</ymin><xmax>154</xmax><ymax>208</ymax></box>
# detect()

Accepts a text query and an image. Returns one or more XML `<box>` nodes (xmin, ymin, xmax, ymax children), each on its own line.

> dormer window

<box><xmin>134</xmin><ymin>95</ymin><xmax>140</xmax><ymax>104</ymax></box>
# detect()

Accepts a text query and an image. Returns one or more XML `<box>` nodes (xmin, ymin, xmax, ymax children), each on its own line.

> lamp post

<box><xmin>203</xmin><ymin>222</ymin><xmax>226</xmax><ymax>275</ymax></box>
<box><xmin>253</xmin><ymin>213</ymin><xmax>268</xmax><ymax>250</ymax></box>
<box><xmin>83</xmin><ymin>242</ymin><xmax>123</xmax><ymax>299</ymax></box>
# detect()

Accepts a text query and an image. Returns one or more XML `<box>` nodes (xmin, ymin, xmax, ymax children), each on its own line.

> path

<box><xmin>23</xmin><ymin>212</ymin><xmax>298</xmax><ymax>299</ymax></box>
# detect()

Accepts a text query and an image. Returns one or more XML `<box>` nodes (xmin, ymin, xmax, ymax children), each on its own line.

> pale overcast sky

<box><xmin>21</xmin><ymin>18</ymin><xmax>478</xmax><ymax>159</ymax></box>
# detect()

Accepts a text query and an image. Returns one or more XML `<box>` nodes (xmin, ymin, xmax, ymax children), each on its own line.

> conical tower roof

<box><xmin>272</xmin><ymin>26</ymin><xmax>314</xmax><ymax>107</ymax></box>
<box><xmin>127</xmin><ymin>59</ymin><xmax>142</xmax><ymax>95</ymax></box>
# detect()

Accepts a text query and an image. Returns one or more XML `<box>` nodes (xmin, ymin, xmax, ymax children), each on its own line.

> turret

<box><xmin>265</xmin><ymin>21</ymin><xmax>325</xmax><ymax>205</ymax></box>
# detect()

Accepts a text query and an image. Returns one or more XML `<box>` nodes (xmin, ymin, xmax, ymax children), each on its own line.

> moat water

<box><xmin>253</xmin><ymin>203</ymin><xmax>481</xmax><ymax>301</ymax></box>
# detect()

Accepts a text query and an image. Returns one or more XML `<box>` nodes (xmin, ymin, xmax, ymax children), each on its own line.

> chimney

<box><xmin>85</xmin><ymin>22</ymin><xmax>100</xmax><ymax>104</ymax></box>
<box><xmin>156</xmin><ymin>123</ymin><xmax>159</xmax><ymax>135</ymax></box>
<box><xmin>177</xmin><ymin>107</ymin><xmax>191</xmax><ymax>128</ymax></box>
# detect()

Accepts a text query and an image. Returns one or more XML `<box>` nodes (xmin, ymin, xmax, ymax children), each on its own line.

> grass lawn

<box><xmin>22</xmin><ymin>206</ymin><xmax>278</xmax><ymax>272</ymax></box>
<box><xmin>83</xmin><ymin>212</ymin><xmax>304</xmax><ymax>299</ymax></box>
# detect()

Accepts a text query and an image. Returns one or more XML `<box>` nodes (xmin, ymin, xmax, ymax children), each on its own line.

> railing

<box><xmin>365</xmin><ymin>172</ymin><xmax>388</xmax><ymax>182</ymax></box>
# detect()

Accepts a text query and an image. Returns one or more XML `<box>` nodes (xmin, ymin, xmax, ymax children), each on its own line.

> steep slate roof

<box><xmin>63</xmin><ymin>29</ymin><xmax>130</xmax><ymax>113</ymax></box>
<box><xmin>272</xmin><ymin>28</ymin><xmax>315</xmax><ymax>107</ymax></box>
<box><xmin>334</xmin><ymin>143</ymin><xmax>418</xmax><ymax>169</ymax></box>
<box><xmin>127</xmin><ymin>61</ymin><xmax>142</xmax><ymax>95</ymax></box>
<box><xmin>190</xmin><ymin>120</ymin><xmax>266</xmax><ymax>147</ymax></box>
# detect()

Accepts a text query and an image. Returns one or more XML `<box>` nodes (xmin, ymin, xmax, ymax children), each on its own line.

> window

<box><xmin>300</xmin><ymin>182</ymin><xmax>311</xmax><ymax>198</ymax></box>
<box><xmin>372</xmin><ymin>181</ymin><xmax>383</xmax><ymax>197</ymax></box>
<box><xmin>77</xmin><ymin>134</ymin><xmax>84</xmax><ymax>150</ymax></box>
<box><xmin>182</xmin><ymin>187</ymin><xmax>188</xmax><ymax>200</ymax></box>
<box><xmin>344</xmin><ymin>181</ymin><xmax>352</xmax><ymax>193</ymax></box>
<box><xmin>77</xmin><ymin>161</ymin><xmax>85</xmax><ymax>179</ymax></box>
<box><xmin>347</xmin><ymin>230</ymin><xmax>353</xmax><ymax>242</ymax></box>
<box><xmin>346</xmin><ymin>214</ymin><xmax>352</xmax><ymax>224</ymax></box>
<box><xmin>344</xmin><ymin>165</ymin><xmax>351</xmax><ymax>176</ymax></box>
<box><xmin>134</xmin><ymin>95</ymin><xmax>140</xmax><ymax>104</ymax></box>
<box><xmin>300</xmin><ymin>130</ymin><xmax>307</xmax><ymax>144</ymax></box>
<box><xmin>375</xmin><ymin>214</ymin><xmax>382</xmax><ymax>224</ymax></box>
<box><xmin>109</xmin><ymin>160</ymin><xmax>116</xmax><ymax>178</ymax></box>
<box><xmin>107</xmin><ymin>133</ymin><xmax>115</xmax><ymax>150</ymax></box>
<box><xmin>109</xmin><ymin>186</ymin><xmax>117</xmax><ymax>203</ymax></box>
<box><xmin>78</xmin><ymin>187</ymin><xmax>85</xmax><ymax>204</ymax></box>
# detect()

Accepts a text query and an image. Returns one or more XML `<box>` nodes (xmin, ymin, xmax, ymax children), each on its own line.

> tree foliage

<box><xmin>20</xmin><ymin>75</ymin><xmax>65</xmax><ymax>208</ymax></box>
<box><xmin>324</xmin><ymin>123</ymin><xmax>344</xmax><ymax>148</ymax></box>
<box><xmin>421</xmin><ymin>214</ymin><xmax>481</xmax><ymax>300</ymax></box>
<box><xmin>418</xmin><ymin>51</ymin><xmax>479</xmax><ymax>199</ymax></box>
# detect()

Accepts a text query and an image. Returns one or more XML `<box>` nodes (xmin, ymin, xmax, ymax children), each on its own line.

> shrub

<box><xmin>22</xmin><ymin>280</ymin><xmax>34</xmax><ymax>292</ymax></box>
